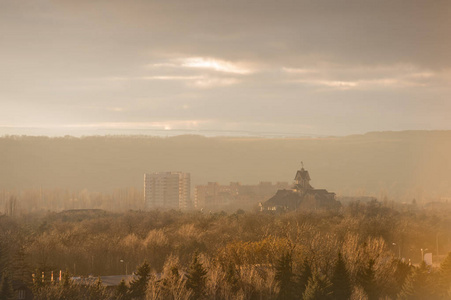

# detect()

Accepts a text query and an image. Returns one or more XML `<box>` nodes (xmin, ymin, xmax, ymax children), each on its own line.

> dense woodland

<box><xmin>1</xmin><ymin>200</ymin><xmax>451</xmax><ymax>299</ymax></box>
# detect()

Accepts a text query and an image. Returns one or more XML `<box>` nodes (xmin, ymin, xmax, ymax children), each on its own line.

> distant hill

<box><xmin>1</xmin><ymin>131</ymin><xmax>450</xmax><ymax>201</ymax></box>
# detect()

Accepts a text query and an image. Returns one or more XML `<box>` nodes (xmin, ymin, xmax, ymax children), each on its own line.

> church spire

<box><xmin>294</xmin><ymin>163</ymin><xmax>313</xmax><ymax>190</ymax></box>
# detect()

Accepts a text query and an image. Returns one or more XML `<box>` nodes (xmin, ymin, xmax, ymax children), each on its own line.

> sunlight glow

<box><xmin>141</xmin><ymin>76</ymin><xmax>202</xmax><ymax>80</ymax></box>
<box><xmin>282</xmin><ymin>67</ymin><xmax>317</xmax><ymax>74</ymax></box>
<box><xmin>181</xmin><ymin>57</ymin><xmax>251</xmax><ymax>74</ymax></box>
<box><xmin>63</xmin><ymin>120</ymin><xmax>205</xmax><ymax>130</ymax></box>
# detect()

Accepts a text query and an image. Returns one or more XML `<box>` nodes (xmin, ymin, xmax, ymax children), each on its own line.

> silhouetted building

<box><xmin>261</xmin><ymin>165</ymin><xmax>339</xmax><ymax>211</ymax></box>
<box><xmin>144</xmin><ymin>172</ymin><xmax>190</xmax><ymax>210</ymax></box>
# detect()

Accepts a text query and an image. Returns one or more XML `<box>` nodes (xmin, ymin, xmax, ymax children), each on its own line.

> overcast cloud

<box><xmin>1</xmin><ymin>0</ymin><xmax>450</xmax><ymax>136</ymax></box>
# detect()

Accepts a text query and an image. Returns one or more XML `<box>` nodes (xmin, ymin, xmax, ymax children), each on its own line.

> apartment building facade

<box><xmin>144</xmin><ymin>172</ymin><xmax>190</xmax><ymax>210</ymax></box>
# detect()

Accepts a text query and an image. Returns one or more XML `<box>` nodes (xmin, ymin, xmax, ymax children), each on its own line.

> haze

<box><xmin>2</xmin><ymin>132</ymin><xmax>451</xmax><ymax>203</ymax></box>
<box><xmin>2</xmin><ymin>3</ymin><xmax>451</xmax><ymax>299</ymax></box>
<box><xmin>1</xmin><ymin>0</ymin><xmax>451</xmax><ymax>137</ymax></box>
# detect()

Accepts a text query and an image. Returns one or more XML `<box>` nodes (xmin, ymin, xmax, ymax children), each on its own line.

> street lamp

<box><xmin>120</xmin><ymin>259</ymin><xmax>128</xmax><ymax>275</ymax></box>
<box><xmin>392</xmin><ymin>242</ymin><xmax>401</xmax><ymax>259</ymax></box>
<box><xmin>436</xmin><ymin>233</ymin><xmax>440</xmax><ymax>257</ymax></box>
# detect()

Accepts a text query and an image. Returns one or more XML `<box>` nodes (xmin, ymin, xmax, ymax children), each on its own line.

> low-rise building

<box><xmin>261</xmin><ymin>165</ymin><xmax>339</xmax><ymax>211</ymax></box>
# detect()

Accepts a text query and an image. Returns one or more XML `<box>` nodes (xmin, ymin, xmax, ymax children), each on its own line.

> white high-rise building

<box><xmin>144</xmin><ymin>172</ymin><xmax>190</xmax><ymax>209</ymax></box>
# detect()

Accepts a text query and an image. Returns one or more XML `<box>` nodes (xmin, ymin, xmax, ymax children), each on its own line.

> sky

<box><xmin>1</xmin><ymin>0</ymin><xmax>450</xmax><ymax>137</ymax></box>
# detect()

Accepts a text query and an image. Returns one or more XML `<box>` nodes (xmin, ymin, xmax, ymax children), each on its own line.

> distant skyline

<box><xmin>1</xmin><ymin>0</ymin><xmax>450</xmax><ymax>137</ymax></box>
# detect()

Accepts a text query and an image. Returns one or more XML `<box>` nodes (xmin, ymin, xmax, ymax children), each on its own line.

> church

<box><xmin>260</xmin><ymin>164</ymin><xmax>340</xmax><ymax>211</ymax></box>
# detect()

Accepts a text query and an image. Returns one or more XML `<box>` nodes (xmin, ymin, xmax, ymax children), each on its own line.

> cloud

<box><xmin>141</xmin><ymin>75</ymin><xmax>240</xmax><ymax>88</ymax></box>
<box><xmin>189</xmin><ymin>77</ymin><xmax>239</xmax><ymax>88</ymax></box>
<box><xmin>298</xmin><ymin>80</ymin><xmax>358</xmax><ymax>90</ymax></box>
<box><xmin>140</xmin><ymin>76</ymin><xmax>202</xmax><ymax>81</ymax></box>
<box><xmin>63</xmin><ymin>120</ymin><xmax>207</xmax><ymax>130</ymax></box>
<box><xmin>149</xmin><ymin>63</ymin><xmax>179</xmax><ymax>68</ymax></box>
<box><xmin>142</xmin><ymin>57</ymin><xmax>251</xmax><ymax>87</ymax></box>
<box><xmin>179</xmin><ymin>57</ymin><xmax>252</xmax><ymax>74</ymax></box>
<box><xmin>281</xmin><ymin>67</ymin><xmax>317</xmax><ymax>74</ymax></box>
<box><xmin>147</xmin><ymin>57</ymin><xmax>254</xmax><ymax>74</ymax></box>
<box><xmin>283</xmin><ymin>64</ymin><xmax>441</xmax><ymax>90</ymax></box>
<box><xmin>2</xmin><ymin>0</ymin><xmax>451</xmax><ymax>136</ymax></box>
<box><xmin>100</xmin><ymin>74</ymin><xmax>239</xmax><ymax>89</ymax></box>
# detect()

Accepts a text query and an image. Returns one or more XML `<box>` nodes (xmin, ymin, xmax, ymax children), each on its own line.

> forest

<box><xmin>1</xmin><ymin>200</ymin><xmax>451</xmax><ymax>299</ymax></box>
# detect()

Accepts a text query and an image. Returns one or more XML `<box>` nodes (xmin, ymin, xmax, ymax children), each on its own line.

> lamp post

<box><xmin>392</xmin><ymin>242</ymin><xmax>401</xmax><ymax>259</ymax></box>
<box><xmin>120</xmin><ymin>259</ymin><xmax>128</xmax><ymax>275</ymax></box>
<box><xmin>420</xmin><ymin>248</ymin><xmax>428</xmax><ymax>263</ymax></box>
<box><xmin>436</xmin><ymin>233</ymin><xmax>440</xmax><ymax>257</ymax></box>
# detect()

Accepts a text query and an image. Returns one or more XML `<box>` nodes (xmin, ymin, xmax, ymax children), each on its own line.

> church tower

<box><xmin>294</xmin><ymin>162</ymin><xmax>313</xmax><ymax>190</ymax></box>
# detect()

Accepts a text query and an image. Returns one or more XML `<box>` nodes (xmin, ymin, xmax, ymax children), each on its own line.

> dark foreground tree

<box><xmin>303</xmin><ymin>272</ymin><xmax>333</xmax><ymax>300</ymax></box>
<box><xmin>186</xmin><ymin>252</ymin><xmax>207</xmax><ymax>299</ymax></box>
<box><xmin>160</xmin><ymin>264</ymin><xmax>182</xmax><ymax>299</ymax></box>
<box><xmin>275</xmin><ymin>252</ymin><xmax>295</xmax><ymax>300</ymax></box>
<box><xmin>389</xmin><ymin>259</ymin><xmax>411</xmax><ymax>297</ymax></box>
<box><xmin>129</xmin><ymin>261</ymin><xmax>151</xmax><ymax>299</ymax></box>
<box><xmin>296</xmin><ymin>258</ymin><xmax>312</xmax><ymax>298</ymax></box>
<box><xmin>438</xmin><ymin>252</ymin><xmax>451</xmax><ymax>297</ymax></box>
<box><xmin>115</xmin><ymin>279</ymin><xmax>129</xmax><ymax>300</ymax></box>
<box><xmin>331</xmin><ymin>253</ymin><xmax>352</xmax><ymax>300</ymax></box>
<box><xmin>87</xmin><ymin>277</ymin><xmax>110</xmax><ymax>300</ymax></box>
<box><xmin>398</xmin><ymin>262</ymin><xmax>436</xmax><ymax>300</ymax></box>
<box><xmin>359</xmin><ymin>259</ymin><xmax>379</xmax><ymax>300</ymax></box>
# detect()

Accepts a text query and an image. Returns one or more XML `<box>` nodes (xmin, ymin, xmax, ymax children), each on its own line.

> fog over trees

<box><xmin>1</xmin><ymin>131</ymin><xmax>451</xmax><ymax>208</ymax></box>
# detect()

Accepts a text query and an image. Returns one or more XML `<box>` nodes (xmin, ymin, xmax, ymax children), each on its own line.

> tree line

<box><xmin>1</xmin><ymin>199</ymin><xmax>451</xmax><ymax>299</ymax></box>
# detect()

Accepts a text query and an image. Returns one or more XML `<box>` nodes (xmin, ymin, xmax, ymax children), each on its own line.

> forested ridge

<box><xmin>1</xmin><ymin>200</ymin><xmax>451</xmax><ymax>299</ymax></box>
<box><xmin>1</xmin><ymin>131</ymin><xmax>451</xmax><ymax>201</ymax></box>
